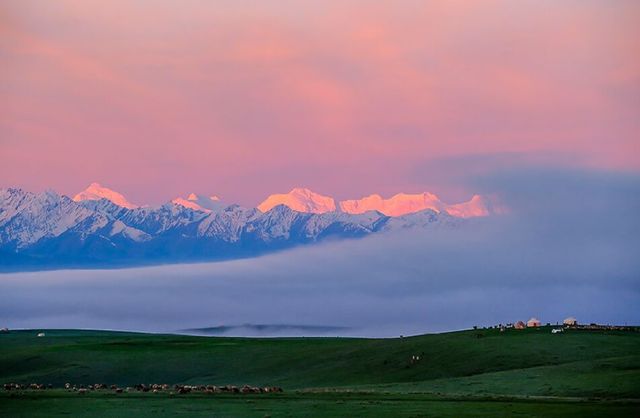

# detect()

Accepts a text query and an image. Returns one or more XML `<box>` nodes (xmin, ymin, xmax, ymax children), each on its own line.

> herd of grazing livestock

<box><xmin>3</xmin><ymin>382</ymin><xmax>283</xmax><ymax>395</ymax></box>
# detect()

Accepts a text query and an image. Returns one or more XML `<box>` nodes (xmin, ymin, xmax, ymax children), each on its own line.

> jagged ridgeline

<box><xmin>0</xmin><ymin>188</ymin><xmax>464</xmax><ymax>270</ymax></box>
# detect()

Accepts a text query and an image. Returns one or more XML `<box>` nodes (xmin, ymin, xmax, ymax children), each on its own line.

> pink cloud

<box><xmin>1</xmin><ymin>1</ymin><xmax>638</xmax><ymax>205</ymax></box>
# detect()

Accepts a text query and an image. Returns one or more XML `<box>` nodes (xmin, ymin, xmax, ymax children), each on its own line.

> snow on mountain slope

<box><xmin>77</xmin><ymin>197</ymin><xmax>129</xmax><ymax>218</ymax></box>
<box><xmin>197</xmin><ymin>205</ymin><xmax>260</xmax><ymax>242</ymax></box>
<box><xmin>380</xmin><ymin>209</ymin><xmax>460</xmax><ymax>231</ymax></box>
<box><xmin>245</xmin><ymin>205</ymin><xmax>311</xmax><ymax>241</ymax></box>
<box><xmin>118</xmin><ymin>203</ymin><xmax>208</xmax><ymax>235</ymax></box>
<box><xmin>257</xmin><ymin>188</ymin><xmax>336</xmax><ymax>214</ymax></box>
<box><xmin>0</xmin><ymin>188</ymin><xmax>109</xmax><ymax>248</ymax></box>
<box><xmin>300</xmin><ymin>210</ymin><xmax>385</xmax><ymax>239</ymax></box>
<box><xmin>339</xmin><ymin>192</ymin><xmax>490</xmax><ymax>218</ymax></box>
<box><xmin>68</xmin><ymin>183</ymin><xmax>490</xmax><ymax>218</ymax></box>
<box><xmin>73</xmin><ymin>182</ymin><xmax>138</xmax><ymax>209</ymax></box>
<box><xmin>0</xmin><ymin>185</ymin><xmax>494</xmax><ymax>269</ymax></box>
<box><xmin>256</xmin><ymin>188</ymin><xmax>491</xmax><ymax>218</ymax></box>
<box><xmin>339</xmin><ymin>192</ymin><xmax>446</xmax><ymax>216</ymax></box>
<box><xmin>109</xmin><ymin>220</ymin><xmax>151</xmax><ymax>242</ymax></box>
<box><xmin>445</xmin><ymin>195</ymin><xmax>490</xmax><ymax>218</ymax></box>
<box><xmin>172</xmin><ymin>193</ymin><xmax>225</xmax><ymax>213</ymax></box>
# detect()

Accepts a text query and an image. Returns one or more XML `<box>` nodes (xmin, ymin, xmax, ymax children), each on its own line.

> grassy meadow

<box><xmin>1</xmin><ymin>326</ymin><xmax>638</xmax><ymax>417</ymax></box>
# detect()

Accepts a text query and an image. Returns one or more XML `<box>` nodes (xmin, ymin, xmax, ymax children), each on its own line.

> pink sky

<box><xmin>1</xmin><ymin>0</ymin><xmax>639</xmax><ymax>205</ymax></box>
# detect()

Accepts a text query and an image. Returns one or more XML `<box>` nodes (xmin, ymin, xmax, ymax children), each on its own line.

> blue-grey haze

<box><xmin>0</xmin><ymin>168</ymin><xmax>638</xmax><ymax>336</ymax></box>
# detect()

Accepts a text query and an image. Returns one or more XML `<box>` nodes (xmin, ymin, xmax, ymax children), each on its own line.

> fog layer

<box><xmin>1</xmin><ymin>168</ymin><xmax>638</xmax><ymax>336</ymax></box>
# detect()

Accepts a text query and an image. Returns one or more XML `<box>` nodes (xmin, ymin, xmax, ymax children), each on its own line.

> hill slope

<box><xmin>1</xmin><ymin>327</ymin><xmax>638</xmax><ymax>397</ymax></box>
<box><xmin>2</xmin><ymin>327</ymin><xmax>639</xmax><ymax>417</ymax></box>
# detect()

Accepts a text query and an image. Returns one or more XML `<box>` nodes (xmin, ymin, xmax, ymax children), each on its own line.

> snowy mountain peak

<box><xmin>73</xmin><ymin>182</ymin><xmax>138</xmax><ymax>209</ymax></box>
<box><xmin>445</xmin><ymin>194</ymin><xmax>490</xmax><ymax>218</ymax></box>
<box><xmin>256</xmin><ymin>188</ymin><xmax>492</xmax><ymax>217</ymax></box>
<box><xmin>339</xmin><ymin>192</ymin><xmax>490</xmax><ymax>217</ymax></box>
<box><xmin>172</xmin><ymin>193</ymin><xmax>225</xmax><ymax>213</ymax></box>
<box><xmin>257</xmin><ymin>188</ymin><xmax>336</xmax><ymax>214</ymax></box>
<box><xmin>339</xmin><ymin>192</ymin><xmax>445</xmax><ymax>216</ymax></box>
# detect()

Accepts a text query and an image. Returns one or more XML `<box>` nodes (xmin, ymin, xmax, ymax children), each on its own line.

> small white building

<box><xmin>563</xmin><ymin>317</ymin><xmax>577</xmax><ymax>326</ymax></box>
<box><xmin>527</xmin><ymin>317</ymin><xmax>541</xmax><ymax>327</ymax></box>
<box><xmin>37</xmin><ymin>332</ymin><xmax>45</xmax><ymax>337</ymax></box>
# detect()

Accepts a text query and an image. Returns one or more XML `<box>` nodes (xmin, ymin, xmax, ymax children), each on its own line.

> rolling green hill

<box><xmin>1</xmin><ymin>327</ymin><xmax>639</xmax><ymax>417</ymax></box>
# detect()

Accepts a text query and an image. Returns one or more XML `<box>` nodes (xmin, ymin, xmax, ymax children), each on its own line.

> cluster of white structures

<box><xmin>511</xmin><ymin>317</ymin><xmax>577</xmax><ymax>330</ymax></box>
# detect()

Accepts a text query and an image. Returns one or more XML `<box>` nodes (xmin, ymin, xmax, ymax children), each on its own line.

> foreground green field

<box><xmin>2</xmin><ymin>391</ymin><xmax>638</xmax><ymax>418</ymax></box>
<box><xmin>1</xmin><ymin>327</ymin><xmax>639</xmax><ymax>417</ymax></box>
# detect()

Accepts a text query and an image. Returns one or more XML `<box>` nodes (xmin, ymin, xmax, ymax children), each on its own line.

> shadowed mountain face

<box><xmin>0</xmin><ymin>188</ymin><xmax>460</xmax><ymax>270</ymax></box>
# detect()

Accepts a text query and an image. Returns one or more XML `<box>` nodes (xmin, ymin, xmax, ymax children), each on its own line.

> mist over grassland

<box><xmin>0</xmin><ymin>167</ymin><xmax>638</xmax><ymax>336</ymax></box>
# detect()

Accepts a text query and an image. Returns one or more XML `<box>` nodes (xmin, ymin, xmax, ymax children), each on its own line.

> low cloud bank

<box><xmin>0</xmin><ymin>167</ymin><xmax>638</xmax><ymax>336</ymax></box>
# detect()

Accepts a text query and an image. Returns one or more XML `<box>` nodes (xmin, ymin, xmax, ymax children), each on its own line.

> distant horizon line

<box><xmin>4</xmin><ymin>322</ymin><xmax>638</xmax><ymax>339</ymax></box>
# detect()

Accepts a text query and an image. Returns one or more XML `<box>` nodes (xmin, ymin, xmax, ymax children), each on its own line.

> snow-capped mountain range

<box><xmin>256</xmin><ymin>187</ymin><xmax>490</xmax><ymax>217</ymax></box>
<box><xmin>0</xmin><ymin>183</ymin><xmax>497</xmax><ymax>270</ymax></box>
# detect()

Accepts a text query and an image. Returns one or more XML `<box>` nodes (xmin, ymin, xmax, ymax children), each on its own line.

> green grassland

<box><xmin>1</xmin><ymin>327</ymin><xmax>639</xmax><ymax>417</ymax></box>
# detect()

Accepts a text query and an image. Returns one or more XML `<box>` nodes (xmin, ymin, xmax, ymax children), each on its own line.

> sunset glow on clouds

<box><xmin>1</xmin><ymin>1</ymin><xmax>638</xmax><ymax>205</ymax></box>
